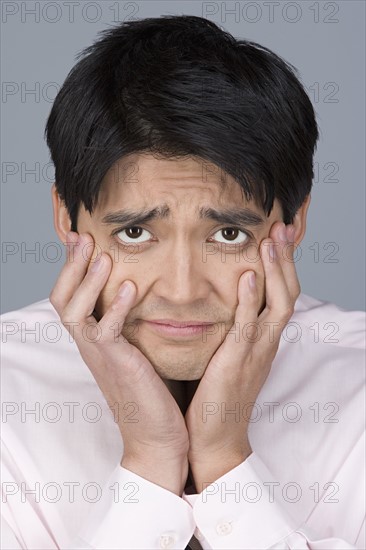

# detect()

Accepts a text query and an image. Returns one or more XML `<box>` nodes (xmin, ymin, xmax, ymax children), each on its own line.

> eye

<box><xmin>211</xmin><ymin>227</ymin><xmax>250</xmax><ymax>246</ymax></box>
<box><xmin>114</xmin><ymin>226</ymin><xmax>152</xmax><ymax>245</ymax></box>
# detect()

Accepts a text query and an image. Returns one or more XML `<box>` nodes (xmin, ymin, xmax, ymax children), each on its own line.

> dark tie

<box><xmin>185</xmin><ymin>533</ymin><xmax>203</xmax><ymax>550</ymax></box>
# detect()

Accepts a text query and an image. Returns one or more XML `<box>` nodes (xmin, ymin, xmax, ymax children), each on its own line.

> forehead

<box><xmin>96</xmin><ymin>153</ymin><xmax>257</xmax><ymax>212</ymax></box>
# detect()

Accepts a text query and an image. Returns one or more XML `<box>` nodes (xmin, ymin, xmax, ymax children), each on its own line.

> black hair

<box><xmin>45</xmin><ymin>14</ymin><xmax>319</xmax><ymax>232</ymax></box>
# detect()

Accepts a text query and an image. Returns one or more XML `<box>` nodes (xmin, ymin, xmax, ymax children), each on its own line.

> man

<box><xmin>1</xmin><ymin>14</ymin><xmax>364</xmax><ymax>550</ymax></box>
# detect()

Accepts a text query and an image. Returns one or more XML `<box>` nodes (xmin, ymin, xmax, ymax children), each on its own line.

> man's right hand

<box><xmin>49</xmin><ymin>231</ymin><xmax>189</xmax><ymax>495</ymax></box>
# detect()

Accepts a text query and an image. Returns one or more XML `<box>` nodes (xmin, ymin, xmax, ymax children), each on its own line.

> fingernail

<box><xmin>90</xmin><ymin>256</ymin><xmax>103</xmax><ymax>272</ymax></box>
<box><xmin>248</xmin><ymin>272</ymin><xmax>256</xmax><ymax>289</ymax></box>
<box><xmin>287</xmin><ymin>225</ymin><xmax>295</xmax><ymax>242</ymax></box>
<box><xmin>278</xmin><ymin>223</ymin><xmax>287</xmax><ymax>243</ymax></box>
<box><xmin>269</xmin><ymin>242</ymin><xmax>276</xmax><ymax>261</ymax></box>
<box><xmin>118</xmin><ymin>282</ymin><xmax>133</xmax><ymax>298</ymax></box>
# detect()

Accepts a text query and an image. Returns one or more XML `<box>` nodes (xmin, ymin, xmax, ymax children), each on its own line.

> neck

<box><xmin>162</xmin><ymin>378</ymin><xmax>200</xmax><ymax>494</ymax></box>
<box><xmin>162</xmin><ymin>379</ymin><xmax>200</xmax><ymax>415</ymax></box>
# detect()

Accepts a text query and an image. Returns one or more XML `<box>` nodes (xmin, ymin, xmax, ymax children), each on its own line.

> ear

<box><xmin>291</xmin><ymin>193</ymin><xmax>311</xmax><ymax>246</ymax></box>
<box><xmin>51</xmin><ymin>183</ymin><xmax>74</xmax><ymax>243</ymax></box>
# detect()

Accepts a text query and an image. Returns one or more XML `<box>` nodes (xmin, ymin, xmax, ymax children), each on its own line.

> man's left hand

<box><xmin>185</xmin><ymin>221</ymin><xmax>300</xmax><ymax>491</ymax></box>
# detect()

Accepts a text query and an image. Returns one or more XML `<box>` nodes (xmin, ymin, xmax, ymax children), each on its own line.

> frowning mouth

<box><xmin>144</xmin><ymin>319</ymin><xmax>214</xmax><ymax>327</ymax></box>
<box><xmin>140</xmin><ymin>319</ymin><xmax>216</xmax><ymax>338</ymax></box>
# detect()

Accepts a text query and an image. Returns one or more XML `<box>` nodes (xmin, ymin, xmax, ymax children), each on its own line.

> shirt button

<box><xmin>216</xmin><ymin>521</ymin><xmax>233</xmax><ymax>536</ymax></box>
<box><xmin>159</xmin><ymin>533</ymin><xmax>176</xmax><ymax>549</ymax></box>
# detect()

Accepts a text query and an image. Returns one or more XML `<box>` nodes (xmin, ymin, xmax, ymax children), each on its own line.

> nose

<box><xmin>153</xmin><ymin>239</ymin><xmax>210</xmax><ymax>305</ymax></box>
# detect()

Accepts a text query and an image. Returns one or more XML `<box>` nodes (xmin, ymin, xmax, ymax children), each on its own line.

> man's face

<box><xmin>74</xmin><ymin>153</ymin><xmax>284</xmax><ymax>380</ymax></box>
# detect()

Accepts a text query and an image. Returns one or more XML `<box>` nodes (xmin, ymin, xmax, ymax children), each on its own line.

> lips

<box><xmin>144</xmin><ymin>319</ymin><xmax>214</xmax><ymax>328</ymax></box>
<box><xmin>140</xmin><ymin>319</ymin><xmax>216</xmax><ymax>338</ymax></box>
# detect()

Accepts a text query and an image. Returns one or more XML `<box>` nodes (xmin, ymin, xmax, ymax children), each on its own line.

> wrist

<box><xmin>121</xmin><ymin>453</ymin><xmax>189</xmax><ymax>496</ymax></box>
<box><xmin>190</xmin><ymin>446</ymin><xmax>252</xmax><ymax>493</ymax></box>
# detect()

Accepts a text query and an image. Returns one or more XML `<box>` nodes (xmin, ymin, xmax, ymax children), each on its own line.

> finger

<box><xmin>258</xmin><ymin>237</ymin><xmax>294</xmax><ymax>346</ymax></box>
<box><xmin>272</xmin><ymin>223</ymin><xmax>301</xmax><ymax>302</ymax></box>
<box><xmin>61</xmin><ymin>250</ymin><xmax>112</xmax><ymax>327</ymax></box>
<box><xmin>208</xmin><ymin>270</ymin><xmax>258</xmax><ymax>372</ymax></box>
<box><xmin>97</xmin><ymin>281</ymin><xmax>137</xmax><ymax>346</ymax></box>
<box><xmin>50</xmin><ymin>232</ymin><xmax>103</xmax><ymax>314</ymax></box>
<box><xmin>95</xmin><ymin>285</ymin><xmax>165</xmax><ymax>391</ymax></box>
<box><xmin>88</xmin><ymin>281</ymin><xmax>151</xmax><ymax>387</ymax></box>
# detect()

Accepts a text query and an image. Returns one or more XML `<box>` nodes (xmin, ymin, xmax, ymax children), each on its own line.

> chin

<box><xmin>127</xmin><ymin>337</ymin><xmax>213</xmax><ymax>381</ymax></box>
<box><xmin>155</xmin><ymin>366</ymin><xmax>204</xmax><ymax>381</ymax></box>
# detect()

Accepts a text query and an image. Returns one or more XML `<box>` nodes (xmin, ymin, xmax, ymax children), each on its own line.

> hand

<box><xmin>49</xmin><ymin>232</ymin><xmax>189</xmax><ymax>495</ymax></box>
<box><xmin>185</xmin><ymin>222</ymin><xmax>300</xmax><ymax>490</ymax></box>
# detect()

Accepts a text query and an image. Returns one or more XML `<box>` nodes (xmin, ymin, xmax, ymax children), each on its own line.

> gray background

<box><xmin>1</xmin><ymin>0</ymin><xmax>365</xmax><ymax>314</ymax></box>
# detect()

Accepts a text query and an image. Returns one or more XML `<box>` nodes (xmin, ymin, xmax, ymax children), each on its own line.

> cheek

<box><xmin>93</xmin><ymin>261</ymin><xmax>141</xmax><ymax>314</ymax></box>
<box><xmin>94</xmin><ymin>244</ymin><xmax>268</xmax><ymax>316</ymax></box>
<box><xmin>212</xmin><ymin>250</ymin><xmax>265</xmax><ymax>314</ymax></box>
<box><xmin>253</xmin><ymin>256</ymin><xmax>266</xmax><ymax>310</ymax></box>
<box><xmin>251</xmin><ymin>253</ymin><xmax>265</xmax><ymax>296</ymax></box>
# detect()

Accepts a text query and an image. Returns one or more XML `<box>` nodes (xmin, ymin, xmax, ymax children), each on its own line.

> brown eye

<box><xmin>212</xmin><ymin>228</ymin><xmax>249</xmax><ymax>245</ymax></box>
<box><xmin>222</xmin><ymin>228</ymin><xmax>239</xmax><ymax>241</ymax></box>
<box><xmin>115</xmin><ymin>226</ymin><xmax>152</xmax><ymax>244</ymax></box>
<box><xmin>126</xmin><ymin>227</ymin><xmax>142</xmax><ymax>239</ymax></box>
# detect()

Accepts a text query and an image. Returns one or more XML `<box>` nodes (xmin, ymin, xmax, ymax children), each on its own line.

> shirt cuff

<box><xmin>75</xmin><ymin>463</ymin><xmax>195</xmax><ymax>549</ymax></box>
<box><xmin>183</xmin><ymin>451</ymin><xmax>298</xmax><ymax>549</ymax></box>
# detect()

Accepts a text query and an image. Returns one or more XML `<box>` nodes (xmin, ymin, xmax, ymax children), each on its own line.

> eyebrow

<box><xmin>101</xmin><ymin>204</ymin><xmax>265</xmax><ymax>228</ymax></box>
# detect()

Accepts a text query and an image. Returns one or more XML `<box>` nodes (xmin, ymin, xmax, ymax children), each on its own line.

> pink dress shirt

<box><xmin>1</xmin><ymin>292</ymin><xmax>365</xmax><ymax>549</ymax></box>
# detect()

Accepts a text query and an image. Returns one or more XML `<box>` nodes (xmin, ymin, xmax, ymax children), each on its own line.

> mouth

<box><xmin>140</xmin><ymin>319</ymin><xmax>216</xmax><ymax>338</ymax></box>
